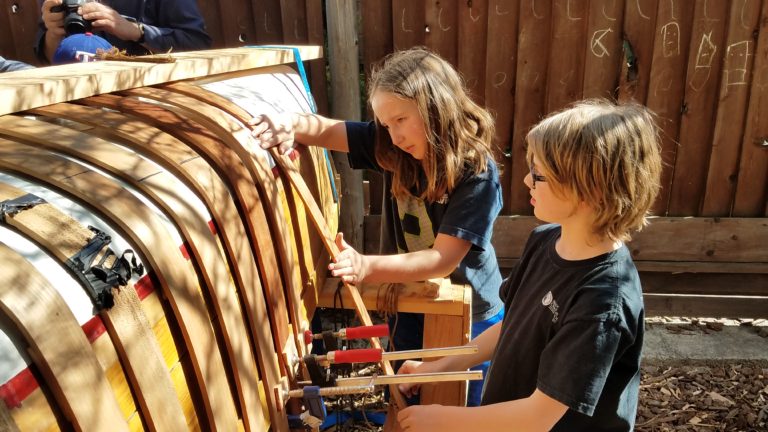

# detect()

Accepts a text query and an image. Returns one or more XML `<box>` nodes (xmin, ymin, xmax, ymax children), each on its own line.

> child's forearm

<box><xmin>362</xmin><ymin>234</ymin><xmax>471</xmax><ymax>283</ymax></box>
<box><xmin>292</xmin><ymin>113</ymin><xmax>349</xmax><ymax>152</ymax></box>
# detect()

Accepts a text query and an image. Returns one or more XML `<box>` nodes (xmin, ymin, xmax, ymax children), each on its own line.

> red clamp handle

<box><xmin>304</xmin><ymin>330</ymin><xmax>313</xmax><ymax>345</ymax></box>
<box><xmin>331</xmin><ymin>348</ymin><xmax>382</xmax><ymax>364</ymax></box>
<box><xmin>344</xmin><ymin>324</ymin><xmax>389</xmax><ymax>340</ymax></box>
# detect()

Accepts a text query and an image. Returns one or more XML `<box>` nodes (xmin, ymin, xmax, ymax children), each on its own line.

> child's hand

<box><xmin>397</xmin><ymin>404</ymin><xmax>463</xmax><ymax>431</ymax></box>
<box><xmin>396</xmin><ymin>360</ymin><xmax>425</xmax><ymax>397</ymax></box>
<box><xmin>248</xmin><ymin>113</ymin><xmax>295</xmax><ymax>155</ymax></box>
<box><xmin>329</xmin><ymin>232</ymin><xmax>369</xmax><ymax>284</ymax></box>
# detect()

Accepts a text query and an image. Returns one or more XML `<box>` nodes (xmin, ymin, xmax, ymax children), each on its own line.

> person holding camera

<box><xmin>36</xmin><ymin>0</ymin><xmax>212</xmax><ymax>64</ymax></box>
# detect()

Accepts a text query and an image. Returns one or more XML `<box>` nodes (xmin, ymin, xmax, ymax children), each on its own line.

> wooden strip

<box><xmin>120</xmin><ymin>86</ymin><xmax>307</xmax><ymax>358</ymax></box>
<box><xmin>162</xmin><ymin>81</ymin><xmax>408</xmax><ymax>409</ymax></box>
<box><xmin>75</xmin><ymin>94</ymin><xmax>295</xmax><ymax>428</ymax></box>
<box><xmin>28</xmin><ymin>102</ymin><xmax>287</xmax><ymax>430</ymax></box>
<box><xmin>640</xmin><ymin>272</ymin><xmax>768</xmax><ymax>296</ymax></box>
<box><xmin>581</xmin><ymin>0</ymin><xmax>625</xmax><ymax>99</ymax></box>
<box><xmin>645</xmin><ymin>2</ymin><xmax>694</xmax><ymax>214</ymax></box>
<box><xmin>0</xmin><ymin>46</ymin><xmax>321</xmax><ymax>116</ymax></box>
<box><xmin>702</xmin><ymin>0</ymin><xmax>763</xmax><ymax>216</ymax></box>
<box><xmin>194</xmin><ymin>1</ymin><xmax>225</xmax><ymax>47</ymax></box>
<box><xmin>668</xmin><ymin>0</ymin><xmax>730</xmax><ymax>216</ymax></box>
<box><xmin>0</xmin><ymin>140</ymin><xmax>240</xmax><ymax>431</ymax></box>
<box><xmin>279</xmin><ymin>0</ymin><xmax>308</xmax><ymax>44</ymax></box>
<box><xmin>0</xmin><ymin>181</ymin><xmax>186</xmax><ymax>431</ymax></box>
<box><xmin>617</xmin><ymin>0</ymin><xmax>659</xmax><ymax>104</ymax></box>
<box><xmin>3</xmin><ymin>0</ymin><xmax>37</xmax><ymax>66</ymax></box>
<box><xmin>509</xmin><ymin>0</ymin><xmax>551</xmax><ymax>213</ymax></box>
<box><xmin>546</xmin><ymin>0</ymin><xmax>588</xmax><ymax>112</ymax></box>
<box><xmin>0</xmin><ymin>242</ymin><xmax>128</xmax><ymax>431</ymax></box>
<box><xmin>0</xmin><ymin>117</ymin><xmax>265</xmax><ymax>431</ymax></box>
<box><xmin>306</xmin><ymin>0</ymin><xmax>330</xmax><ymax>114</ymax></box>
<box><xmin>498</xmin><ymin>259</ymin><xmax>768</xmax><ymax>275</ymax></box>
<box><xmin>644</xmin><ymin>294</ymin><xmax>768</xmax><ymax>319</ymax></box>
<box><xmin>251</xmin><ymin>0</ymin><xmax>284</xmax><ymax>43</ymax></box>
<box><xmin>732</xmin><ymin>0</ymin><xmax>768</xmax><ymax>217</ymax></box>
<box><xmin>458</xmin><ymin>0</ymin><xmax>487</xmax><ymax>104</ymax></box>
<box><xmin>0</xmin><ymin>396</ymin><xmax>20</xmax><ymax>432</ymax></box>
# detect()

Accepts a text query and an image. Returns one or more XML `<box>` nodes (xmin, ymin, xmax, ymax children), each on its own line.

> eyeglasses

<box><xmin>529</xmin><ymin>164</ymin><xmax>546</xmax><ymax>189</ymax></box>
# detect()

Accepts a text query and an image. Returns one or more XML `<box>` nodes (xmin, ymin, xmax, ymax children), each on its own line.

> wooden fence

<box><xmin>2</xmin><ymin>0</ymin><xmax>766</xmax><ymax>317</ymax></box>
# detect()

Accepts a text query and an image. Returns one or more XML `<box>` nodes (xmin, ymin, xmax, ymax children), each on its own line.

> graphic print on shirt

<box><xmin>541</xmin><ymin>290</ymin><xmax>560</xmax><ymax>323</ymax></box>
<box><xmin>396</xmin><ymin>195</ymin><xmax>436</xmax><ymax>253</ymax></box>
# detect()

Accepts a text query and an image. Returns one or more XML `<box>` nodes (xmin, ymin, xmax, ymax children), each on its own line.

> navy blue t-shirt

<box><xmin>483</xmin><ymin>224</ymin><xmax>644</xmax><ymax>431</ymax></box>
<box><xmin>345</xmin><ymin>121</ymin><xmax>503</xmax><ymax>321</ymax></box>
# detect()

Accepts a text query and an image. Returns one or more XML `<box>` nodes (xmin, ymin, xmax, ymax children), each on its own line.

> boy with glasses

<box><xmin>396</xmin><ymin>100</ymin><xmax>662</xmax><ymax>431</ymax></box>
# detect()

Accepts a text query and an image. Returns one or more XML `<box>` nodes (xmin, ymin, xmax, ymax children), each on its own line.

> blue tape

<box><xmin>247</xmin><ymin>45</ymin><xmax>338</xmax><ymax>202</ymax></box>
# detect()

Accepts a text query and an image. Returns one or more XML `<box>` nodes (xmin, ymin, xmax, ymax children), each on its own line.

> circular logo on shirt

<box><xmin>542</xmin><ymin>291</ymin><xmax>553</xmax><ymax>306</ymax></box>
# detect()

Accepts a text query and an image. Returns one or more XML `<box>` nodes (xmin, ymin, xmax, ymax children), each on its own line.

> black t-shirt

<box><xmin>345</xmin><ymin>121</ymin><xmax>503</xmax><ymax>321</ymax></box>
<box><xmin>482</xmin><ymin>224</ymin><xmax>644</xmax><ymax>431</ymax></box>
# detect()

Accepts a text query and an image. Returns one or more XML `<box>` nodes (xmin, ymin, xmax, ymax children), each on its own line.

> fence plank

<box><xmin>645</xmin><ymin>1</ymin><xmax>694</xmax><ymax>215</ymax></box>
<box><xmin>251</xmin><ymin>0</ymin><xmax>284</xmax><ymax>44</ymax></box>
<box><xmin>668</xmin><ymin>0</ymin><xmax>730</xmax><ymax>216</ymax></box>
<box><xmin>508</xmin><ymin>0</ymin><xmax>550</xmax><ymax>214</ymax></box>
<box><xmin>280</xmin><ymin>0</ymin><xmax>308</xmax><ymax>44</ymax></box>
<box><xmin>426</xmin><ymin>0</ymin><xmax>458</xmax><ymax>65</ymax></box>
<box><xmin>618</xmin><ymin>0</ymin><xmax>659</xmax><ymax>104</ymax></box>
<box><xmin>0</xmin><ymin>2</ymin><xmax>17</xmax><ymax>61</ymax></box>
<box><xmin>4</xmin><ymin>0</ymin><xmax>38</xmax><ymax>65</ymax></box>
<box><xmin>458</xmin><ymin>0</ymin><xmax>488</xmax><ymax>104</ymax></box>
<box><xmin>196</xmin><ymin>0</ymin><xmax>225</xmax><ymax>48</ymax></box>
<box><xmin>582</xmin><ymin>0</ymin><xmax>625</xmax><ymax>99</ymax></box>
<box><xmin>393</xmin><ymin>0</ymin><xmax>426</xmax><ymax>49</ymax></box>
<box><xmin>732</xmin><ymin>0</ymin><xmax>768</xmax><ymax>217</ymax></box>
<box><xmin>702</xmin><ymin>0</ymin><xmax>763</xmax><ymax>217</ymax></box>
<box><xmin>306</xmin><ymin>0</ymin><xmax>329</xmax><ymax>115</ymax></box>
<box><xmin>545</xmin><ymin>0</ymin><xmax>588</xmax><ymax>112</ymax></box>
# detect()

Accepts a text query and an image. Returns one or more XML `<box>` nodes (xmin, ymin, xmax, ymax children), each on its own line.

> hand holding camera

<box><xmin>43</xmin><ymin>0</ymin><xmax>142</xmax><ymax>42</ymax></box>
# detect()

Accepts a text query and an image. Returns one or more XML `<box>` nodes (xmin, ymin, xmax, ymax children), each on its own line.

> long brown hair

<box><xmin>369</xmin><ymin>47</ymin><xmax>496</xmax><ymax>202</ymax></box>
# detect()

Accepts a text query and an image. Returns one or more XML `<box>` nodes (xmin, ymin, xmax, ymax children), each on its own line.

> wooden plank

<box><xmin>306</xmin><ymin>0</ymin><xmax>330</xmax><ymax>115</ymax></box>
<box><xmin>317</xmin><ymin>277</ymin><xmax>466</xmax><ymax>317</ymax></box>
<box><xmin>0</xmin><ymin>3</ymin><xmax>17</xmax><ymax>62</ymax></box>
<box><xmin>195</xmin><ymin>0</ymin><xmax>225</xmax><ymax>48</ymax></box>
<box><xmin>0</xmin><ymin>140</ymin><xmax>240</xmax><ymax>431</ymax></box>
<box><xmin>617</xmin><ymin>0</ymin><xmax>659</xmax><ymax>104</ymax></box>
<box><xmin>645</xmin><ymin>1</ymin><xmax>694</xmax><ymax>214</ymax></box>
<box><xmin>702</xmin><ymin>0</ymin><xmax>763</xmax><ymax>217</ymax></box>
<box><xmin>458</xmin><ymin>0</ymin><xmax>488</xmax><ymax>104</ymax></box>
<box><xmin>0</xmin><ymin>181</ymin><xmax>186</xmax><ymax>431</ymax></box>
<box><xmin>581</xmin><ymin>0</ymin><xmax>625</xmax><ymax>99</ymax></box>
<box><xmin>3</xmin><ymin>0</ymin><xmax>38</xmax><ymax>65</ymax></box>
<box><xmin>30</xmin><ymin>102</ymin><xmax>288</xmax><ymax>431</ymax></box>
<box><xmin>732</xmin><ymin>0</ymin><xmax>768</xmax><ymax>217</ymax></box>
<box><xmin>668</xmin><ymin>0</ymin><xmax>730</xmax><ymax>216</ymax></box>
<box><xmin>251</xmin><ymin>0</ymin><xmax>284</xmax><ymax>44</ymax></box>
<box><xmin>0</xmin><ymin>46</ymin><xmax>321</xmax><ymax>116</ymax></box>
<box><xmin>280</xmin><ymin>0</ymin><xmax>308</xmax><ymax>44</ymax></box>
<box><xmin>425</xmin><ymin>0</ymin><xmax>458</xmax><ymax>65</ymax></box>
<box><xmin>0</xmin><ymin>242</ymin><xmax>128</xmax><ymax>431</ymax></box>
<box><xmin>545</xmin><ymin>0</ymin><xmax>588</xmax><ymax>112</ymax></box>
<box><xmin>644</xmin><ymin>294</ymin><xmax>768</xmax><ymax>319</ymax></box>
<box><xmin>123</xmin><ymin>86</ymin><xmax>306</xmax><ymax>359</ymax></box>
<box><xmin>361</xmin><ymin>0</ymin><xmax>394</xmax><ymax>77</ymax></box>
<box><xmin>78</xmin><ymin>94</ymin><xmax>297</xmax><ymax>404</ymax></box>
<box><xmin>370</xmin><ymin>215</ymin><xmax>768</xmax><ymax>263</ymax></box>
<box><xmin>0</xmin><ymin>396</ymin><xmax>20</xmax><ymax>432</ymax></box>
<box><xmin>393</xmin><ymin>0</ymin><xmax>426</xmax><ymax>50</ymax></box>
<box><xmin>640</xmin><ymin>272</ymin><xmax>768</xmax><ymax>295</ymax></box>
<box><xmin>508</xmin><ymin>0</ymin><xmax>551</xmax><ymax>214</ymax></box>
<box><xmin>0</xmin><ymin>117</ymin><xmax>266</xmax><ymax>431</ymax></box>
<box><xmin>216</xmin><ymin>0</ymin><xmax>257</xmax><ymax>46</ymax></box>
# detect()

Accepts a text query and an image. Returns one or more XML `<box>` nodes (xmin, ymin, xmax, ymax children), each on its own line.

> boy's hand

<box><xmin>396</xmin><ymin>360</ymin><xmax>425</xmax><ymax>397</ymax></box>
<box><xmin>249</xmin><ymin>113</ymin><xmax>295</xmax><ymax>155</ymax></box>
<box><xmin>329</xmin><ymin>232</ymin><xmax>369</xmax><ymax>284</ymax></box>
<box><xmin>397</xmin><ymin>405</ymin><xmax>463</xmax><ymax>431</ymax></box>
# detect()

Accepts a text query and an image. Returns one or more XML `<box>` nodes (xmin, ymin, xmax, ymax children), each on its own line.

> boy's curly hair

<box><xmin>526</xmin><ymin>99</ymin><xmax>663</xmax><ymax>242</ymax></box>
<box><xmin>368</xmin><ymin>47</ymin><xmax>496</xmax><ymax>202</ymax></box>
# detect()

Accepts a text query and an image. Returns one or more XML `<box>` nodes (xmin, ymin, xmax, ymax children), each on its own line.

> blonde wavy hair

<box><xmin>526</xmin><ymin>100</ymin><xmax>663</xmax><ymax>242</ymax></box>
<box><xmin>369</xmin><ymin>47</ymin><xmax>496</xmax><ymax>202</ymax></box>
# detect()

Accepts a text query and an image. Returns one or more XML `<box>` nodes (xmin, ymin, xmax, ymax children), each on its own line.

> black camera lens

<box><xmin>51</xmin><ymin>0</ymin><xmax>92</xmax><ymax>35</ymax></box>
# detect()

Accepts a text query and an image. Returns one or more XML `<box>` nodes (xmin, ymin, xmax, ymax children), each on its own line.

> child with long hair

<box><xmin>396</xmin><ymin>100</ymin><xmax>663</xmax><ymax>431</ymax></box>
<box><xmin>249</xmin><ymin>47</ymin><xmax>504</xmax><ymax>406</ymax></box>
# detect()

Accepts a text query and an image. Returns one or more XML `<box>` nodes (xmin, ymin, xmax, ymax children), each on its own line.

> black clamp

<box><xmin>0</xmin><ymin>193</ymin><xmax>46</xmax><ymax>222</ymax></box>
<box><xmin>304</xmin><ymin>354</ymin><xmax>336</xmax><ymax>388</ymax></box>
<box><xmin>66</xmin><ymin>226</ymin><xmax>144</xmax><ymax>311</ymax></box>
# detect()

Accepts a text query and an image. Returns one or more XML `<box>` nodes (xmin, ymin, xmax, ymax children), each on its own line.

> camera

<box><xmin>51</xmin><ymin>0</ymin><xmax>92</xmax><ymax>35</ymax></box>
